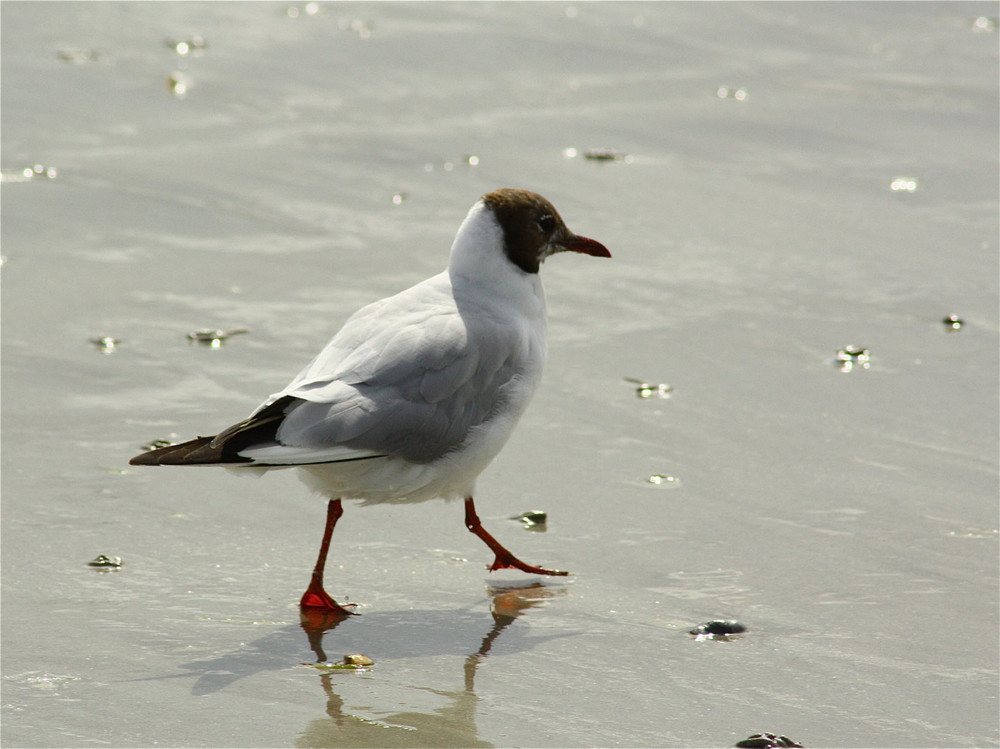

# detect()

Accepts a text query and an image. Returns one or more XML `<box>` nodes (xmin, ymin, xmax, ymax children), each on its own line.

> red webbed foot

<box><xmin>465</xmin><ymin>497</ymin><xmax>571</xmax><ymax>577</ymax></box>
<box><xmin>299</xmin><ymin>584</ymin><xmax>357</xmax><ymax>617</ymax></box>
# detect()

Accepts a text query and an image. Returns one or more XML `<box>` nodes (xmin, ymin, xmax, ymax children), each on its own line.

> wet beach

<box><xmin>2</xmin><ymin>3</ymin><xmax>998</xmax><ymax>747</ymax></box>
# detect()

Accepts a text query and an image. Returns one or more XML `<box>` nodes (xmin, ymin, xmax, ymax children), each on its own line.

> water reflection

<box><xmin>154</xmin><ymin>583</ymin><xmax>570</xmax><ymax>745</ymax></box>
<box><xmin>297</xmin><ymin>582</ymin><xmax>566</xmax><ymax>748</ymax></box>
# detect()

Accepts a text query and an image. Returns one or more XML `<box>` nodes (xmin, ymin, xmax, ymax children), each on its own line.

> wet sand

<box><xmin>2</xmin><ymin>2</ymin><xmax>998</xmax><ymax>747</ymax></box>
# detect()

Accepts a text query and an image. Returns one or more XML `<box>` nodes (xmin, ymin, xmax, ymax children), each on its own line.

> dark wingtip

<box><xmin>128</xmin><ymin>397</ymin><xmax>300</xmax><ymax>468</ymax></box>
<box><xmin>128</xmin><ymin>436</ymin><xmax>226</xmax><ymax>466</ymax></box>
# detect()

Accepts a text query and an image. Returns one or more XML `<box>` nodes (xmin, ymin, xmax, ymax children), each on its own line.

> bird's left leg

<box><xmin>300</xmin><ymin>499</ymin><xmax>358</xmax><ymax>615</ymax></box>
<box><xmin>464</xmin><ymin>497</ymin><xmax>569</xmax><ymax>576</ymax></box>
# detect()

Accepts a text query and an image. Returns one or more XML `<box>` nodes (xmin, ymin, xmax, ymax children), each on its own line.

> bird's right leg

<box><xmin>464</xmin><ymin>497</ymin><xmax>570</xmax><ymax>576</ymax></box>
<box><xmin>300</xmin><ymin>499</ymin><xmax>357</xmax><ymax>616</ymax></box>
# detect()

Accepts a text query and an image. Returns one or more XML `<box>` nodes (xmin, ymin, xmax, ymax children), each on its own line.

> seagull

<box><xmin>130</xmin><ymin>188</ymin><xmax>611</xmax><ymax>616</ymax></box>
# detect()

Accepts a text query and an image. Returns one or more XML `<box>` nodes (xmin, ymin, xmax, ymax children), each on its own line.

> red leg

<box><xmin>300</xmin><ymin>499</ymin><xmax>357</xmax><ymax>615</ymax></box>
<box><xmin>464</xmin><ymin>497</ymin><xmax>569</xmax><ymax>576</ymax></box>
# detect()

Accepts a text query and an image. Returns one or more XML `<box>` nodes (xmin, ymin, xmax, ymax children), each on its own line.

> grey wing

<box><xmin>240</xmin><ymin>307</ymin><xmax>522</xmax><ymax>465</ymax></box>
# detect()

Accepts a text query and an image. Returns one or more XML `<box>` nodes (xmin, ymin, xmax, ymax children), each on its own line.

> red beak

<box><xmin>560</xmin><ymin>233</ymin><xmax>611</xmax><ymax>258</ymax></box>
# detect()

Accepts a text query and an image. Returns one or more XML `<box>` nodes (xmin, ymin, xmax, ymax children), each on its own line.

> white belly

<box><xmin>290</xmin><ymin>397</ymin><xmax>525</xmax><ymax>504</ymax></box>
<box><xmin>277</xmin><ymin>364</ymin><xmax>541</xmax><ymax>505</ymax></box>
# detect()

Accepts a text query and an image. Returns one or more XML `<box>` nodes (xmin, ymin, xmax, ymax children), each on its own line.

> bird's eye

<box><xmin>537</xmin><ymin>214</ymin><xmax>555</xmax><ymax>233</ymax></box>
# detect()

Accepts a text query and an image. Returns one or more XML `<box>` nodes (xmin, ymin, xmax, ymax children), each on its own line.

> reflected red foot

<box><xmin>299</xmin><ymin>606</ymin><xmax>352</xmax><ymax>635</ymax></box>
<box><xmin>488</xmin><ymin>551</ymin><xmax>570</xmax><ymax>577</ymax></box>
<box><xmin>299</xmin><ymin>586</ymin><xmax>358</xmax><ymax>617</ymax></box>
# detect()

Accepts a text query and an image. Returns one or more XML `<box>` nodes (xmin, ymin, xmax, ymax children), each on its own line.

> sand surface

<box><xmin>2</xmin><ymin>2</ymin><xmax>998</xmax><ymax>747</ymax></box>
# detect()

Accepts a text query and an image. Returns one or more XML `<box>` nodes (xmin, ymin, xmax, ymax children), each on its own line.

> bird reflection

<box><xmin>463</xmin><ymin>581</ymin><xmax>556</xmax><ymax>692</ymax></box>
<box><xmin>299</xmin><ymin>607</ymin><xmax>353</xmax><ymax>663</ymax></box>
<box><xmin>296</xmin><ymin>582</ymin><xmax>566</xmax><ymax>748</ymax></box>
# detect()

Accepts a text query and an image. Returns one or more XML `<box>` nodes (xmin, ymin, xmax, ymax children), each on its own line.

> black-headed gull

<box><xmin>131</xmin><ymin>188</ymin><xmax>610</xmax><ymax>616</ymax></box>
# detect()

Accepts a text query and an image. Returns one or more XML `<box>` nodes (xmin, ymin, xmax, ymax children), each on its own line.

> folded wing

<box><xmin>130</xmin><ymin>276</ymin><xmax>526</xmax><ymax>467</ymax></box>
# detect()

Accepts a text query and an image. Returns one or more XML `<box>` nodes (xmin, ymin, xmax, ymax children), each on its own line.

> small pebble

<box><xmin>303</xmin><ymin>654</ymin><xmax>373</xmax><ymax>670</ymax></box>
<box><xmin>165</xmin><ymin>36</ymin><xmax>208</xmax><ymax>55</ymax></box>
<box><xmin>625</xmin><ymin>377</ymin><xmax>672</xmax><ymax>399</ymax></box>
<box><xmin>689</xmin><ymin>619</ymin><xmax>747</xmax><ymax>637</ymax></box>
<box><xmin>342</xmin><ymin>654</ymin><xmax>374</xmax><ymax>666</ymax></box>
<box><xmin>584</xmin><ymin>149</ymin><xmax>632</xmax><ymax>163</ymax></box>
<box><xmin>187</xmin><ymin>328</ymin><xmax>248</xmax><ymax>347</ymax></box>
<box><xmin>88</xmin><ymin>555</ymin><xmax>123</xmax><ymax>568</ymax></box>
<box><xmin>510</xmin><ymin>510</ymin><xmax>547</xmax><ymax>527</ymax></box>
<box><xmin>734</xmin><ymin>734</ymin><xmax>804</xmax><ymax>748</ymax></box>
<box><xmin>834</xmin><ymin>345</ymin><xmax>870</xmax><ymax>372</ymax></box>
<box><xmin>647</xmin><ymin>474</ymin><xmax>679</xmax><ymax>487</ymax></box>
<box><xmin>716</xmin><ymin>85</ymin><xmax>749</xmax><ymax>101</ymax></box>
<box><xmin>942</xmin><ymin>314</ymin><xmax>964</xmax><ymax>331</ymax></box>
<box><xmin>562</xmin><ymin>147</ymin><xmax>633</xmax><ymax>163</ymax></box>
<box><xmin>584</xmin><ymin>149</ymin><xmax>619</xmax><ymax>161</ymax></box>
<box><xmin>90</xmin><ymin>336</ymin><xmax>121</xmax><ymax>353</ymax></box>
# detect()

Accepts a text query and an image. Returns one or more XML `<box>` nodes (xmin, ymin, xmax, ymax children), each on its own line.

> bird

<box><xmin>130</xmin><ymin>188</ymin><xmax>611</xmax><ymax>616</ymax></box>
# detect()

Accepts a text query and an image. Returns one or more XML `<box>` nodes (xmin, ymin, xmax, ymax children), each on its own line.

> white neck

<box><xmin>447</xmin><ymin>201</ymin><xmax>546</xmax><ymax>316</ymax></box>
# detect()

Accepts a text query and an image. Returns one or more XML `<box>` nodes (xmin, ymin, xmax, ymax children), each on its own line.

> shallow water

<box><xmin>2</xmin><ymin>2</ymin><xmax>998</xmax><ymax>747</ymax></box>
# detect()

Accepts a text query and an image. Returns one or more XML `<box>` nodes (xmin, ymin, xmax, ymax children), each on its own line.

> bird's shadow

<box><xmin>136</xmin><ymin>581</ymin><xmax>573</xmax><ymax>697</ymax></box>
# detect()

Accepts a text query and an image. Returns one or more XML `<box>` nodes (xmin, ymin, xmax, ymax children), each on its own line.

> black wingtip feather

<box><xmin>129</xmin><ymin>435</ymin><xmax>237</xmax><ymax>465</ymax></box>
<box><xmin>129</xmin><ymin>395</ymin><xmax>302</xmax><ymax>466</ymax></box>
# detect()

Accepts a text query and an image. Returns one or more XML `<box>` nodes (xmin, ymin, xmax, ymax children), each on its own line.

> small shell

<box><xmin>511</xmin><ymin>510</ymin><xmax>547</xmax><ymax>526</ymax></box>
<box><xmin>88</xmin><ymin>555</ymin><xmax>123</xmax><ymax>568</ymax></box>
<box><xmin>342</xmin><ymin>654</ymin><xmax>374</xmax><ymax>666</ymax></box>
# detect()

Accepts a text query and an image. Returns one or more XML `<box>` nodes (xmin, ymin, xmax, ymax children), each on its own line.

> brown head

<box><xmin>480</xmin><ymin>189</ymin><xmax>611</xmax><ymax>274</ymax></box>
